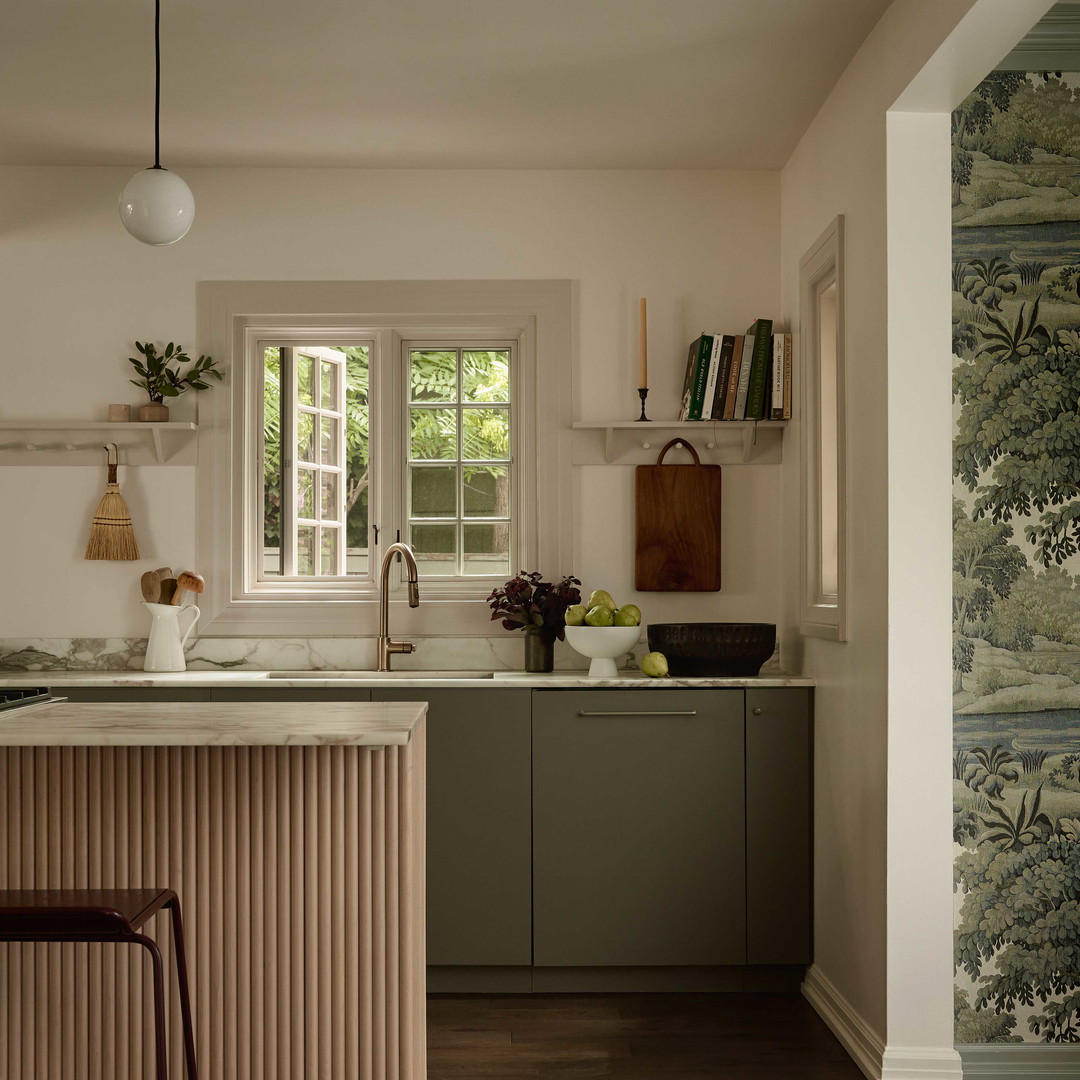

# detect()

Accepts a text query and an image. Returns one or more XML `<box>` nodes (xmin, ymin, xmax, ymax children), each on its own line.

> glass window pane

<box><xmin>297</xmin><ymin>411</ymin><xmax>315</xmax><ymax>463</ymax></box>
<box><xmin>263</xmin><ymin>346</ymin><xmax>282</xmax><ymax>576</ymax></box>
<box><xmin>320</xmin><ymin>471</ymin><xmax>339</xmax><ymax>521</ymax></box>
<box><xmin>410</xmin><ymin>408</ymin><xmax>457</xmax><ymax>460</ymax></box>
<box><xmin>410</xmin><ymin>350</ymin><xmax>458</xmax><ymax>403</ymax></box>
<box><xmin>296</xmin><ymin>526</ymin><xmax>316</xmax><ymax>576</ymax></box>
<box><xmin>462</xmin><ymin>408</ymin><xmax>509</xmax><ymax>461</ymax></box>
<box><xmin>297</xmin><ymin>468</ymin><xmax>315</xmax><ymax>520</ymax></box>
<box><xmin>411</xmin><ymin>523</ymin><xmax>457</xmax><ymax>576</ymax></box>
<box><xmin>297</xmin><ymin>352</ymin><xmax>314</xmax><ymax>406</ymax></box>
<box><xmin>321</xmin><ymin>528</ymin><xmax>338</xmax><ymax>575</ymax></box>
<box><xmin>463</xmin><ymin>465</ymin><xmax>509</xmax><ymax>518</ymax></box>
<box><xmin>464</xmin><ymin>523</ymin><xmax>509</xmax><ymax>578</ymax></box>
<box><xmin>410</xmin><ymin>465</ymin><xmax>457</xmax><ymax>518</ymax></box>
<box><xmin>321</xmin><ymin>358</ymin><xmax>338</xmax><ymax>410</ymax></box>
<box><xmin>321</xmin><ymin>416</ymin><xmax>338</xmax><ymax>465</ymax></box>
<box><xmin>463</xmin><ymin>350</ymin><xmax>510</xmax><ymax>403</ymax></box>
<box><xmin>342</xmin><ymin>346</ymin><xmax>369</xmax><ymax>577</ymax></box>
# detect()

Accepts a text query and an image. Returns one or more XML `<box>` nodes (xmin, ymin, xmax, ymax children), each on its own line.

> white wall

<box><xmin>0</xmin><ymin>167</ymin><xmax>779</xmax><ymax>638</ymax></box>
<box><xmin>779</xmin><ymin>0</ymin><xmax>1053</xmax><ymax>1073</ymax></box>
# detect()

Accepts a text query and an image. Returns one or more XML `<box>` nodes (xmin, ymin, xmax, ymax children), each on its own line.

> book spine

<box><xmin>724</xmin><ymin>335</ymin><xmax>744</xmax><ymax>420</ymax></box>
<box><xmin>770</xmin><ymin>333</ymin><xmax>785</xmax><ymax>420</ymax></box>
<box><xmin>744</xmin><ymin>318</ymin><xmax>773</xmax><ymax>420</ymax></box>
<box><xmin>782</xmin><ymin>333</ymin><xmax>793</xmax><ymax>420</ymax></box>
<box><xmin>701</xmin><ymin>335</ymin><xmax>721</xmax><ymax>421</ymax></box>
<box><xmin>678</xmin><ymin>338</ymin><xmax>698</xmax><ymax>421</ymax></box>
<box><xmin>688</xmin><ymin>334</ymin><xmax>711</xmax><ymax>420</ymax></box>
<box><xmin>712</xmin><ymin>335</ymin><xmax>736</xmax><ymax>420</ymax></box>
<box><xmin>733</xmin><ymin>335</ymin><xmax>754</xmax><ymax>419</ymax></box>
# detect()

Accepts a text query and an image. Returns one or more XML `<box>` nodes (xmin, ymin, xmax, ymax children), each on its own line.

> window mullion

<box><xmin>282</xmin><ymin>347</ymin><xmax>297</xmax><ymax>578</ymax></box>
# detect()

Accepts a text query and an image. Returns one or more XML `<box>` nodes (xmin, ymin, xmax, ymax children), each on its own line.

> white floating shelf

<box><xmin>572</xmin><ymin>420</ymin><xmax>787</xmax><ymax>465</ymax></box>
<box><xmin>0</xmin><ymin>422</ymin><xmax>198</xmax><ymax>466</ymax></box>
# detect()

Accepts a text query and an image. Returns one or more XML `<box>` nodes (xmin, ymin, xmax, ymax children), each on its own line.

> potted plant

<box><xmin>128</xmin><ymin>340</ymin><xmax>223</xmax><ymax>421</ymax></box>
<box><xmin>487</xmin><ymin>571</ymin><xmax>582</xmax><ymax>673</ymax></box>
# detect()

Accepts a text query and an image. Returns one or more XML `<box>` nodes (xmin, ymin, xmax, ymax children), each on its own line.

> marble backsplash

<box><xmin>0</xmin><ymin>635</ymin><xmax>640</xmax><ymax>672</ymax></box>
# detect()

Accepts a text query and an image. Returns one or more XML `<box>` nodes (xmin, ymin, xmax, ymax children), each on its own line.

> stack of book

<box><xmin>678</xmin><ymin>319</ymin><xmax>792</xmax><ymax>422</ymax></box>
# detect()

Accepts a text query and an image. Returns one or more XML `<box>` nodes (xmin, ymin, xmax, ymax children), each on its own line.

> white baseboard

<box><xmin>801</xmin><ymin>966</ymin><xmax>963</xmax><ymax>1080</ymax></box>
<box><xmin>802</xmin><ymin>964</ymin><xmax>886</xmax><ymax>1080</ymax></box>
<box><xmin>881</xmin><ymin>1046</ymin><xmax>963</xmax><ymax>1079</ymax></box>
<box><xmin>958</xmin><ymin>1044</ymin><xmax>1080</xmax><ymax>1075</ymax></box>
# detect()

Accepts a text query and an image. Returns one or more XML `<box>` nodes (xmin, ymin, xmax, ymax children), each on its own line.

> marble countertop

<box><xmin>0</xmin><ymin>700</ymin><xmax>426</xmax><ymax>746</ymax></box>
<box><xmin>0</xmin><ymin>670</ymin><xmax>815</xmax><ymax>689</ymax></box>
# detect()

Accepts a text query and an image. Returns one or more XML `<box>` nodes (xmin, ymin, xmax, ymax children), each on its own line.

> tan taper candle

<box><xmin>638</xmin><ymin>298</ymin><xmax>648</xmax><ymax>388</ymax></box>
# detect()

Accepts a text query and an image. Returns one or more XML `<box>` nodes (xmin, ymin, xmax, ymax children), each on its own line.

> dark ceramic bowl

<box><xmin>646</xmin><ymin>623</ymin><xmax>777</xmax><ymax>677</ymax></box>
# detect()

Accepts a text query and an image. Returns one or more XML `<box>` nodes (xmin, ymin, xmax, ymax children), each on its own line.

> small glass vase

<box><xmin>523</xmin><ymin>627</ymin><xmax>556</xmax><ymax>673</ymax></box>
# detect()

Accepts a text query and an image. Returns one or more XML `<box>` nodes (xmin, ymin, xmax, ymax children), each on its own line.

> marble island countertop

<box><xmin>0</xmin><ymin>669</ymin><xmax>815</xmax><ymax>689</ymax></box>
<box><xmin>0</xmin><ymin>699</ymin><xmax>426</xmax><ymax>746</ymax></box>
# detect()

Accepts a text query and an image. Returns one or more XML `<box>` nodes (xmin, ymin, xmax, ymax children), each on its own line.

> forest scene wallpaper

<box><xmin>953</xmin><ymin>71</ymin><xmax>1080</xmax><ymax>1044</ymax></box>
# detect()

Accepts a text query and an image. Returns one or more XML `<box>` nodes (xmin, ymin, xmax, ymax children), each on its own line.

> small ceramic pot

<box><xmin>139</xmin><ymin>403</ymin><xmax>170</xmax><ymax>422</ymax></box>
<box><xmin>523</xmin><ymin>627</ymin><xmax>556</xmax><ymax>673</ymax></box>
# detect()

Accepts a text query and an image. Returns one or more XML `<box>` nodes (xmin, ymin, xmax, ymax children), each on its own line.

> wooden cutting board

<box><xmin>635</xmin><ymin>439</ymin><xmax>722</xmax><ymax>591</ymax></box>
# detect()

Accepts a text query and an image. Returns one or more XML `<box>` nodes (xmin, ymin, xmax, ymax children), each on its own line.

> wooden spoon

<box><xmin>153</xmin><ymin>566</ymin><xmax>174</xmax><ymax>580</ymax></box>
<box><xmin>172</xmin><ymin>570</ymin><xmax>205</xmax><ymax>606</ymax></box>
<box><xmin>140</xmin><ymin>570</ymin><xmax>161</xmax><ymax>604</ymax></box>
<box><xmin>158</xmin><ymin>577</ymin><xmax>177</xmax><ymax>605</ymax></box>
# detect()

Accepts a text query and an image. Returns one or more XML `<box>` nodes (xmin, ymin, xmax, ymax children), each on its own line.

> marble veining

<box><xmin>0</xmin><ymin>700</ymin><xmax>426</xmax><ymax>746</ymax></box>
<box><xmin>0</xmin><ymin>636</ymin><xmax>784</xmax><ymax>675</ymax></box>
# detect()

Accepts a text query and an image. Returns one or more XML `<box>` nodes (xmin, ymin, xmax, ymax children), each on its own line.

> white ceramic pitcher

<box><xmin>143</xmin><ymin>602</ymin><xmax>200</xmax><ymax>672</ymax></box>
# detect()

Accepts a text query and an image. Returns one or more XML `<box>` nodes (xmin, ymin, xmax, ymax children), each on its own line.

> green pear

<box><xmin>564</xmin><ymin>604</ymin><xmax>587</xmax><ymax>626</ymax></box>
<box><xmin>584</xmin><ymin>605</ymin><xmax>614</xmax><ymax>627</ymax></box>
<box><xmin>588</xmin><ymin>589</ymin><xmax>617</xmax><ymax>611</ymax></box>
<box><xmin>640</xmin><ymin>652</ymin><xmax>668</xmax><ymax>678</ymax></box>
<box><xmin>613</xmin><ymin>604</ymin><xmax>641</xmax><ymax>627</ymax></box>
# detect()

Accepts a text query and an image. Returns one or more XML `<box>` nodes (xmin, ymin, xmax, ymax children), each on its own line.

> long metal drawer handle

<box><xmin>576</xmin><ymin>710</ymin><xmax>698</xmax><ymax>717</ymax></box>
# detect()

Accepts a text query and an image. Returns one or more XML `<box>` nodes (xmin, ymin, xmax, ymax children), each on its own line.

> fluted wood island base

<box><xmin>0</xmin><ymin>700</ymin><xmax>427</xmax><ymax>1080</ymax></box>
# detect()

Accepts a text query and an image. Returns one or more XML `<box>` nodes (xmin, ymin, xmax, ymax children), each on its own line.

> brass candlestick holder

<box><xmin>636</xmin><ymin>388</ymin><xmax>651</xmax><ymax>422</ymax></box>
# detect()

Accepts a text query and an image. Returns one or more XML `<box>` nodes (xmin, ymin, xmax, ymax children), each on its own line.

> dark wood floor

<box><xmin>427</xmin><ymin>993</ymin><xmax>864</xmax><ymax>1079</ymax></box>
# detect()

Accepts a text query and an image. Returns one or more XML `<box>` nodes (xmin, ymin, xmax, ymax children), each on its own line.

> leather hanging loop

<box><xmin>655</xmin><ymin>438</ymin><xmax>701</xmax><ymax>466</ymax></box>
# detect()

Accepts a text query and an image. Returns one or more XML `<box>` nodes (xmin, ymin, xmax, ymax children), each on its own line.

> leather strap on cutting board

<box><xmin>634</xmin><ymin>439</ymin><xmax>722</xmax><ymax>591</ymax></box>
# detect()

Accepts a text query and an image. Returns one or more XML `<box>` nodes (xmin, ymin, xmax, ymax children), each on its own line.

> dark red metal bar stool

<box><xmin>0</xmin><ymin>888</ymin><xmax>198</xmax><ymax>1079</ymax></box>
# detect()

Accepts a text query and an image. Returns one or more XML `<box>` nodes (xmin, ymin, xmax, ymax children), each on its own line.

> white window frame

<box><xmin>798</xmin><ymin>217</ymin><xmax>847</xmax><ymax>641</ymax></box>
<box><xmin>195</xmin><ymin>280</ymin><xmax>571</xmax><ymax>637</ymax></box>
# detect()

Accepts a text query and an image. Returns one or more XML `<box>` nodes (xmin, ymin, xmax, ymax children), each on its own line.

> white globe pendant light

<box><xmin>118</xmin><ymin>0</ymin><xmax>194</xmax><ymax>245</ymax></box>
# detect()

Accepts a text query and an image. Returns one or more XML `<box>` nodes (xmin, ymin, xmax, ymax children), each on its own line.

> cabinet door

<box><xmin>746</xmin><ymin>688</ymin><xmax>812</xmax><ymax>964</ymax></box>
<box><xmin>372</xmin><ymin>688</ymin><xmax>532</xmax><ymax>966</ymax></box>
<box><xmin>532</xmin><ymin>689</ymin><xmax>745</xmax><ymax>967</ymax></box>
<box><xmin>209</xmin><ymin>688</ymin><xmax>372</xmax><ymax>702</ymax></box>
<box><xmin>58</xmin><ymin>687</ymin><xmax>212</xmax><ymax>701</ymax></box>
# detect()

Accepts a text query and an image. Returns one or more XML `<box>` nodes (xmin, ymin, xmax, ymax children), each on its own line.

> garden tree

<box><xmin>952</xmin><ymin>500</ymin><xmax>1028</xmax><ymax>685</ymax></box>
<box><xmin>263</xmin><ymin>346</ymin><xmax>509</xmax><ymax>556</ymax></box>
<box><xmin>987</xmin><ymin>567</ymin><xmax>1080</xmax><ymax>649</ymax></box>
<box><xmin>954</xmin><ymin>988</ymin><xmax>1022</xmax><ymax>1044</ymax></box>
<box><xmin>955</xmin><ymin>804</ymin><xmax>1080</xmax><ymax>1042</ymax></box>
<box><xmin>954</xmin><ymin>303</ymin><xmax>1080</xmax><ymax>567</ymax></box>
<box><xmin>952</xmin><ymin>72</ymin><xmax>1030</xmax><ymax>171</ymax></box>
<box><xmin>995</xmin><ymin>76</ymin><xmax>1080</xmax><ymax>158</ymax></box>
<box><xmin>952</xmin><ymin>144</ymin><xmax>973</xmax><ymax>205</ymax></box>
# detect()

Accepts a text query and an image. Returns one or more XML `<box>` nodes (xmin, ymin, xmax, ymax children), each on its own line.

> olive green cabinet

<box><xmin>372</xmin><ymin>688</ymin><xmax>533</xmax><ymax>967</ymax></box>
<box><xmin>532</xmin><ymin>689</ymin><xmax>747</xmax><ymax>967</ymax></box>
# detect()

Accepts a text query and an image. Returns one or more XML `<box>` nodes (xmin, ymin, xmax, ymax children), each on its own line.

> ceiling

<box><xmin>1</xmin><ymin>0</ymin><xmax>895</xmax><ymax>169</ymax></box>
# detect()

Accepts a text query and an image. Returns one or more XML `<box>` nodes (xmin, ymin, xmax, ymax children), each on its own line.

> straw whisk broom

<box><xmin>85</xmin><ymin>443</ymin><xmax>140</xmax><ymax>560</ymax></box>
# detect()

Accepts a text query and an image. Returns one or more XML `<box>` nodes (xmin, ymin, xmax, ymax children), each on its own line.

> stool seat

<box><xmin>0</xmin><ymin>887</ymin><xmax>197</xmax><ymax>1078</ymax></box>
<box><xmin>0</xmin><ymin>888</ymin><xmax>176</xmax><ymax>938</ymax></box>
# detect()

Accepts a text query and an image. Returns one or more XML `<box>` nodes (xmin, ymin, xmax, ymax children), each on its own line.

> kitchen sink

<box><xmin>267</xmin><ymin>670</ymin><xmax>495</xmax><ymax>680</ymax></box>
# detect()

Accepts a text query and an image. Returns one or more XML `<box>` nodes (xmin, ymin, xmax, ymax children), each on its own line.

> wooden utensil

<box><xmin>158</xmin><ymin>577</ymin><xmax>177</xmax><ymax>605</ymax></box>
<box><xmin>139</xmin><ymin>570</ymin><xmax>161</xmax><ymax>603</ymax></box>
<box><xmin>635</xmin><ymin>438</ymin><xmax>722</xmax><ymax>591</ymax></box>
<box><xmin>153</xmin><ymin>567</ymin><xmax>174</xmax><ymax>580</ymax></box>
<box><xmin>171</xmin><ymin>570</ymin><xmax>206</xmax><ymax>606</ymax></box>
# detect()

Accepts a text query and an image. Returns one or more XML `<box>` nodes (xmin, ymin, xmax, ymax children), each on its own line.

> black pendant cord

<box><xmin>153</xmin><ymin>0</ymin><xmax>162</xmax><ymax>169</ymax></box>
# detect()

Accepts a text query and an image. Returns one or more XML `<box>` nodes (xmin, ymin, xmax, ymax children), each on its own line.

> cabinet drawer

<box><xmin>532</xmin><ymin>689</ymin><xmax>745</xmax><ymax>967</ymax></box>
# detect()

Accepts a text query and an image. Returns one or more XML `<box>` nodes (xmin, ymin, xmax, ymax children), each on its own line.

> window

<box><xmin>196</xmin><ymin>281</ymin><xmax>571</xmax><ymax>636</ymax></box>
<box><xmin>799</xmin><ymin>217</ymin><xmax>847</xmax><ymax>640</ymax></box>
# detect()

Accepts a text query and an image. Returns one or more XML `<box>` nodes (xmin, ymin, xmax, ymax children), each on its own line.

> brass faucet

<box><xmin>376</xmin><ymin>541</ymin><xmax>420</xmax><ymax>671</ymax></box>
